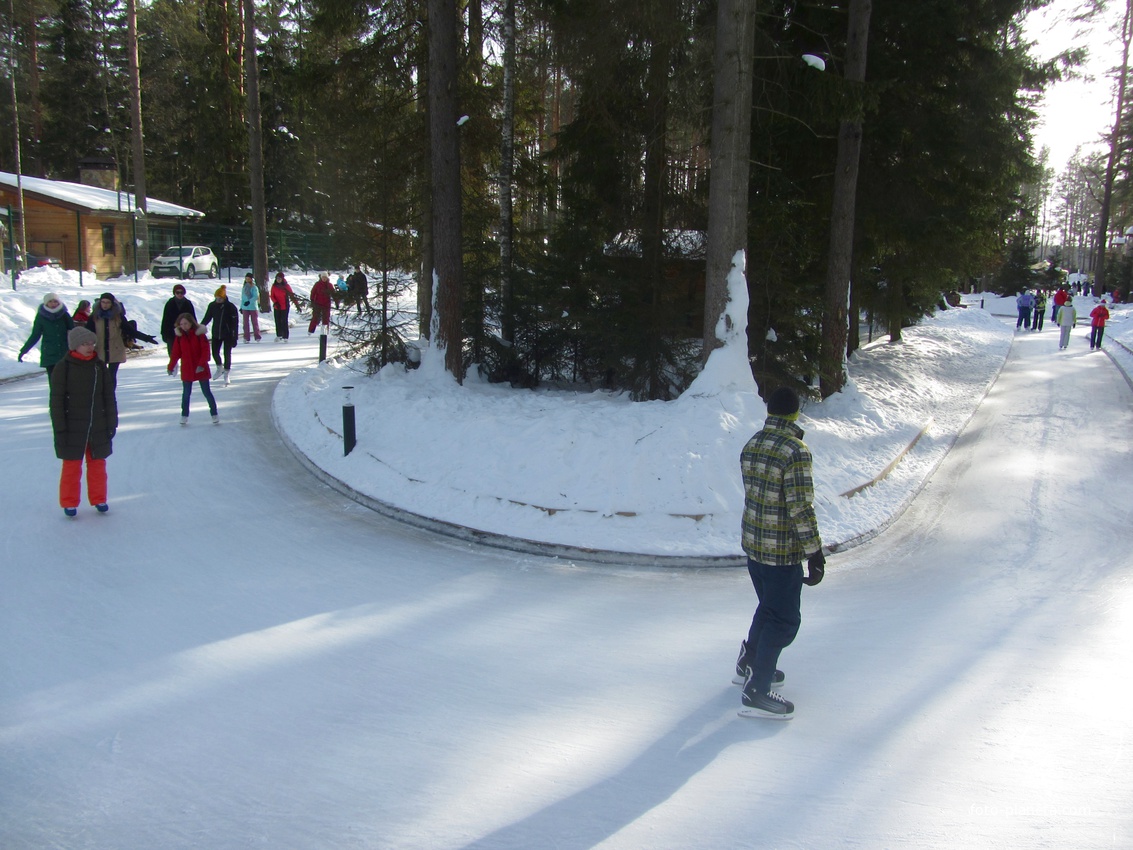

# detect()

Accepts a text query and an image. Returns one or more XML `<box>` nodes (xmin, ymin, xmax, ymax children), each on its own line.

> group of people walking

<box><xmin>1017</xmin><ymin>287</ymin><xmax>1112</xmax><ymax>351</ymax></box>
<box><xmin>19</xmin><ymin>290</ymin><xmax>157</xmax><ymax>517</ymax></box>
<box><xmin>19</xmin><ymin>267</ymin><xmax>358</xmax><ymax>518</ymax></box>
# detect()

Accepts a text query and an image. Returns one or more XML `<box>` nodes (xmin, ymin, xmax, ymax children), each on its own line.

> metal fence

<box><xmin>148</xmin><ymin>222</ymin><xmax>343</xmax><ymax>274</ymax></box>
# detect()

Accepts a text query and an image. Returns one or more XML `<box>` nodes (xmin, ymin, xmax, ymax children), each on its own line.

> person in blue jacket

<box><xmin>239</xmin><ymin>272</ymin><xmax>263</xmax><ymax>342</ymax></box>
<box><xmin>1016</xmin><ymin>290</ymin><xmax>1035</xmax><ymax>330</ymax></box>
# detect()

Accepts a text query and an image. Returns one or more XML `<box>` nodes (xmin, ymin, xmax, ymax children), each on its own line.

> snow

<box><xmin>2</xmin><ymin>267</ymin><xmax>1132</xmax><ymax>848</ymax></box>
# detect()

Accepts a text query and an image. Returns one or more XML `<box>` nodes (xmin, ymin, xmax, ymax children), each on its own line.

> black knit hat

<box><xmin>766</xmin><ymin>387</ymin><xmax>800</xmax><ymax>417</ymax></box>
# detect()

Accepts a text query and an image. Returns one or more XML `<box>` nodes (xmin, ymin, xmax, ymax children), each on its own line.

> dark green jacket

<box><xmin>50</xmin><ymin>352</ymin><xmax>118</xmax><ymax>461</ymax></box>
<box><xmin>20</xmin><ymin>305</ymin><xmax>74</xmax><ymax>368</ymax></box>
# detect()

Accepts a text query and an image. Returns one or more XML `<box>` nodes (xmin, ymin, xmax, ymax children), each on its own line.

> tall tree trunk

<box><xmin>244</xmin><ymin>0</ymin><xmax>269</xmax><ymax>306</ymax></box>
<box><xmin>416</xmin><ymin>9</ymin><xmax>433</xmax><ymax>339</ymax></box>
<box><xmin>428</xmin><ymin>0</ymin><xmax>464</xmax><ymax>378</ymax></box>
<box><xmin>127</xmin><ymin>0</ymin><xmax>148</xmax><ymax>273</ymax></box>
<box><xmin>499</xmin><ymin>0</ymin><xmax>516</xmax><ymax>347</ymax></box>
<box><xmin>6</xmin><ymin>0</ymin><xmax>27</xmax><ymax>273</ymax></box>
<box><xmin>702</xmin><ymin>0</ymin><xmax>756</xmax><ymax>365</ymax></box>
<box><xmin>819</xmin><ymin>0</ymin><xmax>871</xmax><ymax>399</ymax></box>
<box><xmin>641</xmin><ymin>25</ymin><xmax>672</xmax><ymax>399</ymax></box>
<box><xmin>1093</xmin><ymin>0</ymin><xmax>1132</xmax><ymax>297</ymax></box>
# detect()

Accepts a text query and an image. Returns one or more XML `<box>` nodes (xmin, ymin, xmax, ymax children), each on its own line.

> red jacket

<box><xmin>310</xmin><ymin>278</ymin><xmax>334</xmax><ymax>309</ymax></box>
<box><xmin>169</xmin><ymin>325</ymin><xmax>212</xmax><ymax>381</ymax></box>
<box><xmin>270</xmin><ymin>280</ymin><xmax>296</xmax><ymax>310</ymax></box>
<box><xmin>1090</xmin><ymin>304</ymin><xmax>1110</xmax><ymax>328</ymax></box>
<box><xmin>1053</xmin><ymin>289</ymin><xmax>1070</xmax><ymax>307</ymax></box>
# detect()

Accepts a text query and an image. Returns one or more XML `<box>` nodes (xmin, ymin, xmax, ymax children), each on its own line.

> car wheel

<box><xmin>184</xmin><ymin>265</ymin><xmax>195</xmax><ymax>279</ymax></box>
<box><xmin>209</xmin><ymin>264</ymin><xmax>219</xmax><ymax>279</ymax></box>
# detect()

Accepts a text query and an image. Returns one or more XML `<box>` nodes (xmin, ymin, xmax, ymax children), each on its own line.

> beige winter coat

<box><xmin>87</xmin><ymin>303</ymin><xmax>128</xmax><ymax>365</ymax></box>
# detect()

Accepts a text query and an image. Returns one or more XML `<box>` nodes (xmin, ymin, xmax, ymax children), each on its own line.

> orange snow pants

<box><xmin>59</xmin><ymin>446</ymin><xmax>107</xmax><ymax>509</ymax></box>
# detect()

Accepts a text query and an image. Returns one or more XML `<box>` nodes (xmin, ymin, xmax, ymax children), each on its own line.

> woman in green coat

<box><xmin>18</xmin><ymin>292</ymin><xmax>74</xmax><ymax>379</ymax></box>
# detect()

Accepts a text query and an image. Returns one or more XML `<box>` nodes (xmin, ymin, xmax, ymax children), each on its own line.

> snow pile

<box><xmin>4</xmin><ymin>269</ymin><xmax>1125</xmax><ymax>560</ymax></box>
<box><xmin>274</xmin><ymin>292</ymin><xmax>1024</xmax><ymax>559</ymax></box>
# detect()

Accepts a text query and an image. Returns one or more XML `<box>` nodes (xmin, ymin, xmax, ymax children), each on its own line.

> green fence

<box><xmin>148</xmin><ymin>222</ymin><xmax>343</xmax><ymax>273</ymax></box>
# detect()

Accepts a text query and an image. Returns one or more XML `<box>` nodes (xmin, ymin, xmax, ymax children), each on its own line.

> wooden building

<box><xmin>0</xmin><ymin>164</ymin><xmax>203</xmax><ymax>278</ymax></box>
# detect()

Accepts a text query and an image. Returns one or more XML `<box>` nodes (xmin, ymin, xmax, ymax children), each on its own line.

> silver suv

<box><xmin>151</xmin><ymin>245</ymin><xmax>219</xmax><ymax>279</ymax></box>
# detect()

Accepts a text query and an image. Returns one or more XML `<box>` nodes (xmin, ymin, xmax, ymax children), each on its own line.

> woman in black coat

<box><xmin>50</xmin><ymin>327</ymin><xmax>118</xmax><ymax>516</ymax></box>
<box><xmin>200</xmin><ymin>285</ymin><xmax>240</xmax><ymax>382</ymax></box>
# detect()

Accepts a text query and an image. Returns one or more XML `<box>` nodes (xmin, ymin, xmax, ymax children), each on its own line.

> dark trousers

<box><xmin>1016</xmin><ymin>307</ymin><xmax>1032</xmax><ymax>329</ymax></box>
<box><xmin>1091</xmin><ymin>326</ymin><xmax>1105</xmax><ymax>348</ymax></box>
<box><xmin>742</xmin><ymin>559</ymin><xmax>803</xmax><ymax>694</ymax></box>
<box><xmin>211</xmin><ymin>338</ymin><xmax>234</xmax><ymax>371</ymax></box>
<box><xmin>1033</xmin><ymin>310</ymin><xmax>1044</xmax><ymax>331</ymax></box>
<box><xmin>273</xmin><ymin>308</ymin><xmax>290</xmax><ymax>339</ymax></box>
<box><xmin>181</xmin><ymin>379</ymin><xmax>217</xmax><ymax>417</ymax></box>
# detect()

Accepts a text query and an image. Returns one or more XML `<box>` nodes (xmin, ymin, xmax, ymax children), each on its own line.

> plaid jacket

<box><xmin>740</xmin><ymin>416</ymin><xmax>823</xmax><ymax>565</ymax></box>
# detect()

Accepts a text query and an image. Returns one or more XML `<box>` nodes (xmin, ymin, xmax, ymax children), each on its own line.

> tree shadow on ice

<box><xmin>456</xmin><ymin>688</ymin><xmax>782</xmax><ymax>850</ymax></box>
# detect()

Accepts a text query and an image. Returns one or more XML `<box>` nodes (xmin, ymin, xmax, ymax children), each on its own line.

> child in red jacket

<box><xmin>168</xmin><ymin>313</ymin><xmax>219</xmax><ymax>424</ymax></box>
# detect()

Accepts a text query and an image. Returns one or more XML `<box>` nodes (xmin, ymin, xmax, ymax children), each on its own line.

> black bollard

<box><xmin>319</xmin><ymin>328</ymin><xmax>328</xmax><ymax>363</ymax></box>
<box><xmin>342</xmin><ymin>386</ymin><xmax>356</xmax><ymax>456</ymax></box>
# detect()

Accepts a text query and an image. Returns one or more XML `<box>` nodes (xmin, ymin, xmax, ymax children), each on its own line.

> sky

<box><xmin>2</xmin><ymin>265</ymin><xmax>1131</xmax><ymax>848</ymax></box>
<box><xmin>1026</xmin><ymin>0</ymin><xmax>1127</xmax><ymax>173</ymax></box>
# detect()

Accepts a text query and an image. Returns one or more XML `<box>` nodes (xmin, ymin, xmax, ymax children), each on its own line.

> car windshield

<box><xmin>162</xmin><ymin>248</ymin><xmax>194</xmax><ymax>257</ymax></box>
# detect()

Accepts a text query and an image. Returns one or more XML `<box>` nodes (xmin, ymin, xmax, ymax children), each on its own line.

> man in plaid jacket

<box><xmin>735</xmin><ymin>386</ymin><xmax>825</xmax><ymax>720</ymax></box>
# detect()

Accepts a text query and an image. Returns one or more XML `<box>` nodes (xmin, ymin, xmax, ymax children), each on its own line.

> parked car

<box><xmin>150</xmin><ymin>245</ymin><xmax>219</xmax><ymax>279</ymax></box>
<box><xmin>2</xmin><ymin>247</ymin><xmax>63</xmax><ymax>271</ymax></box>
<box><xmin>26</xmin><ymin>251</ymin><xmax>63</xmax><ymax>269</ymax></box>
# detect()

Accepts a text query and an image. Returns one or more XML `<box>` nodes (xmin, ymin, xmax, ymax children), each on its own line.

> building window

<box><xmin>102</xmin><ymin>225</ymin><xmax>116</xmax><ymax>256</ymax></box>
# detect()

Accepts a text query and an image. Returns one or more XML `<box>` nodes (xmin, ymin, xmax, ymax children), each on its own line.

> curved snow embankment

<box><xmin>271</xmin><ymin>306</ymin><xmax>1014</xmax><ymax>564</ymax></box>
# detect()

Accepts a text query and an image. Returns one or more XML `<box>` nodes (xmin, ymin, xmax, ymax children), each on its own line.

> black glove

<box><xmin>803</xmin><ymin>550</ymin><xmax>825</xmax><ymax>586</ymax></box>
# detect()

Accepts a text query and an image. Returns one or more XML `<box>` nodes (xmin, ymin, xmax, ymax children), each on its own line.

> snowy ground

<box><xmin>1</xmin><ymin>269</ymin><xmax>1132</xmax><ymax>847</ymax></box>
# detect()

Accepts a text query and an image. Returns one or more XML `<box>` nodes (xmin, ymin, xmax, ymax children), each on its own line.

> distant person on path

<box><xmin>168</xmin><ymin>313</ymin><xmax>219</xmax><ymax>425</ymax></box>
<box><xmin>1090</xmin><ymin>300</ymin><xmax>1110</xmax><ymax>350</ymax></box>
<box><xmin>19</xmin><ymin>292</ymin><xmax>74</xmax><ymax>380</ymax></box>
<box><xmin>346</xmin><ymin>266</ymin><xmax>369</xmax><ymax>315</ymax></box>
<box><xmin>308</xmin><ymin>272</ymin><xmax>334</xmax><ymax>334</ymax></box>
<box><xmin>1016</xmin><ymin>290</ymin><xmax>1035</xmax><ymax>330</ymax></box>
<box><xmin>160</xmin><ymin>284</ymin><xmax>197</xmax><ymax>355</ymax></box>
<box><xmin>239</xmin><ymin>273</ymin><xmax>263</xmax><ymax>343</ymax></box>
<box><xmin>1052</xmin><ymin>287</ymin><xmax>1069</xmax><ymax>323</ymax></box>
<box><xmin>735</xmin><ymin>386</ymin><xmax>825</xmax><ymax>721</ymax></box>
<box><xmin>200</xmin><ymin>286</ymin><xmax>240</xmax><ymax>384</ymax></box>
<box><xmin>1032</xmin><ymin>290</ymin><xmax>1046</xmax><ymax>331</ymax></box>
<box><xmin>85</xmin><ymin>292</ymin><xmax>129</xmax><ymax>390</ymax></box>
<box><xmin>50</xmin><ymin>326</ymin><xmax>117</xmax><ymax>517</ymax></box>
<box><xmin>72</xmin><ymin>299</ymin><xmax>91</xmax><ymax>325</ymax></box>
<box><xmin>1057</xmin><ymin>298</ymin><xmax>1077</xmax><ymax>350</ymax></box>
<box><xmin>270</xmin><ymin>271</ymin><xmax>302</xmax><ymax>341</ymax></box>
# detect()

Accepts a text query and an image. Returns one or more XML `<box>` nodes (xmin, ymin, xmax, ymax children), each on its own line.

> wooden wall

<box><xmin>0</xmin><ymin>190</ymin><xmax>157</xmax><ymax>278</ymax></box>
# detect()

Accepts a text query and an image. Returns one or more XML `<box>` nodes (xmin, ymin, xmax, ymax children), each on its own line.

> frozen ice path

<box><xmin>1</xmin><ymin>329</ymin><xmax>1131</xmax><ymax>849</ymax></box>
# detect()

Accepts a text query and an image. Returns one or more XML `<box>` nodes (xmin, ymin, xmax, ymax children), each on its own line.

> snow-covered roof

<box><xmin>0</xmin><ymin>171</ymin><xmax>204</xmax><ymax>218</ymax></box>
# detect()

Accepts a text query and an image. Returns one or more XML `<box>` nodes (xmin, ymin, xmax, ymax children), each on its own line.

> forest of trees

<box><xmin>2</xmin><ymin>0</ymin><xmax>1128</xmax><ymax>399</ymax></box>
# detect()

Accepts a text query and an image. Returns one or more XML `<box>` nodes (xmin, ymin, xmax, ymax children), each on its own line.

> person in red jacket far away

<box><xmin>1089</xmin><ymin>301</ymin><xmax>1110</xmax><ymax>351</ymax></box>
<box><xmin>308</xmin><ymin>273</ymin><xmax>334</xmax><ymax>335</ymax></box>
